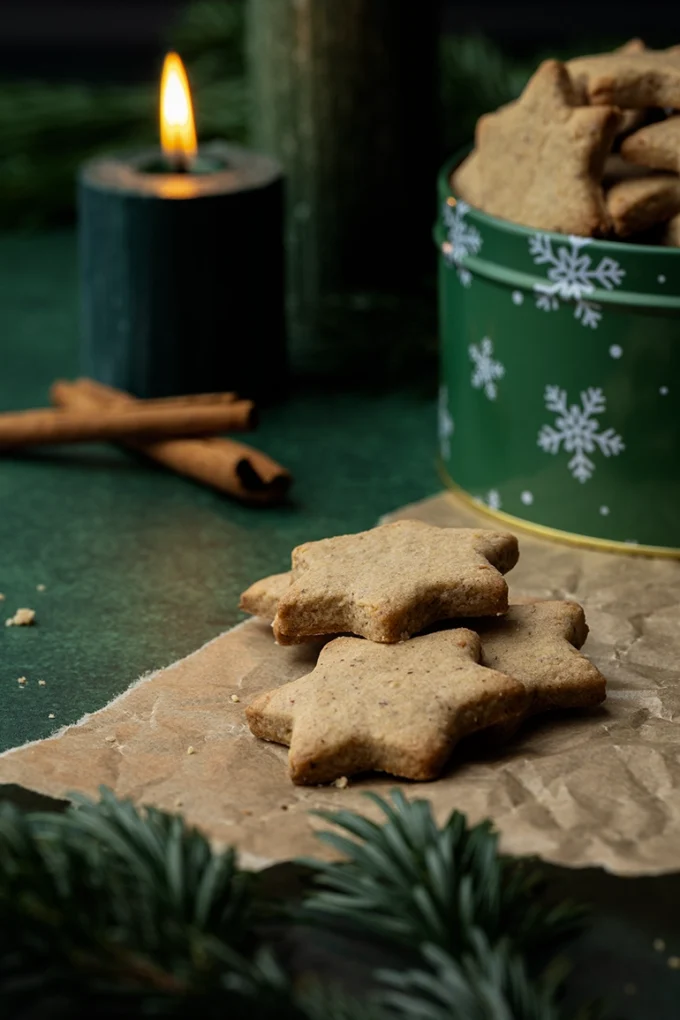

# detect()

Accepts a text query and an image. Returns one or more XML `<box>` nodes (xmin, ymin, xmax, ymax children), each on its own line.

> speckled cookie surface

<box><xmin>609</xmin><ymin>40</ymin><xmax>649</xmax><ymax>137</ymax></box>
<box><xmin>605</xmin><ymin>173</ymin><xmax>680</xmax><ymax>237</ymax></box>
<box><xmin>245</xmin><ymin>629</ymin><xmax>528</xmax><ymax>784</ymax></box>
<box><xmin>567</xmin><ymin>48</ymin><xmax>680</xmax><ymax>108</ymax></box>
<box><xmin>451</xmin><ymin>151</ymin><xmax>484</xmax><ymax>208</ymax></box>
<box><xmin>270</xmin><ymin>520</ymin><xmax>519</xmax><ymax>645</ymax></box>
<box><xmin>474</xmin><ymin>601</ymin><xmax>606</xmax><ymax>715</ymax></box>
<box><xmin>452</xmin><ymin>60</ymin><xmax>619</xmax><ymax>236</ymax></box>
<box><xmin>240</xmin><ymin>572</ymin><xmax>291</xmax><ymax>621</ymax></box>
<box><xmin>621</xmin><ymin>116</ymin><xmax>680</xmax><ymax>174</ymax></box>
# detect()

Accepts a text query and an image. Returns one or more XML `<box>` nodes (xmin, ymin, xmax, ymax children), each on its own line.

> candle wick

<box><xmin>166</xmin><ymin>151</ymin><xmax>192</xmax><ymax>174</ymax></box>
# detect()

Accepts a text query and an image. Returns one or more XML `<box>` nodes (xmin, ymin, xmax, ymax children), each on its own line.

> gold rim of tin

<box><xmin>437</xmin><ymin>462</ymin><xmax>680</xmax><ymax>560</ymax></box>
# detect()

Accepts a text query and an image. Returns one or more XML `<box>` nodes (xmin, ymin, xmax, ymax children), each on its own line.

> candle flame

<box><xmin>160</xmin><ymin>52</ymin><xmax>197</xmax><ymax>170</ymax></box>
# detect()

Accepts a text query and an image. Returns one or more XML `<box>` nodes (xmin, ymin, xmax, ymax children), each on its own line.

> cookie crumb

<box><xmin>230</xmin><ymin>694</ymin><xmax>241</xmax><ymax>703</ymax></box>
<box><xmin>104</xmin><ymin>735</ymin><xmax>116</xmax><ymax>743</ymax></box>
<box><xmin>333</xmin><ymin>776</ymin><xmax>349</xmax><ymax>789</ymax></box>
<box><xmin>668</xmin><ymin>956</ymin><xmax>680</xmax><ymax>970</ymax></box>
<box><xmin>17</xmin><ymin>676</ymin><xmax>27</xmax><ymax>685</ymax></box>
<box><xmin>623</xmin><ymin>983</ymin><xmax>636</xmax><ymax>996</ymax></box>
<box><xmin>38</xmin><ymin>679</ymin><xmax>46</xmax><ymax>686</ymax></box>
<box><xmin>174</xmin><ymin>798</ymin><xmax>183</xmax><ymax>809</ymax></box>
<box><xmin>654</xmin><ymin>938</ymin><xmax>666</xmax><ymax>953</ymax></box>
<box><xmin>48</xmin><ymin>713</ymin><xmax>55</xmax><ymax>720</ymax></box>
<box><xmin>6</xmin><ymin>608</ymin><xmax>36</xmax><ymax>627</ymax></box>
<box><xmin>36</xmin><ymin>584</ymin><xmax>46</xmax><ymax>592</ymax></box>
<box><xmin>187</xmin><ymin>746</ymin><xmax>196</xmax><ymax>755</ymax></box>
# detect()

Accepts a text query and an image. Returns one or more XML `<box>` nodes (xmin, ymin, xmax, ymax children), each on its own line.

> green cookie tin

<box><xmin>435</xmin><ymin>154</ymin><xmax>680</xmax><ymax>557</ymax></box>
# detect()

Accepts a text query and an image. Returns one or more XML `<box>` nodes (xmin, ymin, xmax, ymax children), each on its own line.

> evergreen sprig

<box><xmin>300</xmin><ymin>789</ymin><xmax>584</xmax><ymax>958</ymax></box>
<box><xmin>0</xmin><ymin>788</ymin><xmax>258</xmax><ymax>1013</ymax></box>
<box><xmin>0</xmin><ymin>786</ymin><xmax>599</xmax><ymax>1018</ymax></box>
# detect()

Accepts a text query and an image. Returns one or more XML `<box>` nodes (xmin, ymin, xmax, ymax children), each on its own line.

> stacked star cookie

<box><xmin>454</xmin><ymin>40</ymin><xmax>680</xmax><ymax>244</ymax></box>
<box><xmin>239</xmin><ymin>521</ymin><xmax>605</xmax><ymax>785</ymax></box>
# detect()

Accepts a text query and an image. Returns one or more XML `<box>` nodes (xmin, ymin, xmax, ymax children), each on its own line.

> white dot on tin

<box><xmin>511</xmin><ymin>290</ymin><xmax>524</xmax><ymax>306</ymax></box>
<box><xmin>660</xmin><ymin>386</ymin><xmax>669</xmax><ymax>395</ymax></box>
<box><xmin>520</xmin><ymin>490</ymin><xmax>534</xmax><ymax>505</ymax></box>
<box><xmin>599</xmin><ymin>506</ymin><xmax>610</xmax><ymax>516</ymax></box>
<box><xmin>658</xmin><ymin>274</ymin><xmax>667</xmax><ymax>284</ymax></box>
<box><xmin>625</xmin><ymin>539</ymin><xmax>639</xmax><ymax>546</ymax></box>
<box><xmin>609</xmin><ymin>344</ymin><xmax>623</xmax><ymax>359</ymax></box>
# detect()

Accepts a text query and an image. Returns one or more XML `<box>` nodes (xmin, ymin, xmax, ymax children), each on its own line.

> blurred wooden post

<box><xmin>247</xmin><ymin>0</ymin><xmax>438</xmax><ymax>377</ymax></box>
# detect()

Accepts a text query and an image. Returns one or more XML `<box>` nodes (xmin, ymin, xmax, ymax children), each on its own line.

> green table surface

<box><xmin>1</xmin><ymin>232</ymin><xmax>680</xmax><ymax>1019</ymax></box>
<box><xmin>0</xmin><ymin>232</ymin><xmax>438</xmax><ymax>753</ymax></box>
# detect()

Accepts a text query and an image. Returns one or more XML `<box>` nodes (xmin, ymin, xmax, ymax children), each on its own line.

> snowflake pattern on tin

<box><xmin>528</xmin><ymin>234</ymin><xmax>625</xmax><ymax>329</ymax></box>
<box><xmin>438</xmin><ymin>384</ymin><xmax>454</xmax><ymax>459</ymax></box>
<box><xmin>485</xmin><ymin>489</ymin><xmax>502</xmax><ymax>511</ymax></box>
<box><xmin>469</xmin><ymin>337</ymin><xmax>505</xmax><ymax>400</ymax></box>
<box><xmin>538</xmin><ymin>385</ymin><xmax>625</xmax><ymax>483</ymax></box>
<box><xmin>442</xmin><ymin>199</ymin><xmax>482</xmax><ymax>287</ymax></box>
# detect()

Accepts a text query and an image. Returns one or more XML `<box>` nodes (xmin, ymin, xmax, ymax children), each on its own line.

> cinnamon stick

<box><xmin>50</xmin><ymin>379</ymin><xmax>291</xmax><ymax>504</ymax></box>
<box><xmin>0</xmin><ymin>400</ymin><xmax>256</xmax><ymax>448</ymax></box>
<box><xmin>96</xmin><ymin>391</ymin><xmax>240</xmax><ymax>407</ymax></box>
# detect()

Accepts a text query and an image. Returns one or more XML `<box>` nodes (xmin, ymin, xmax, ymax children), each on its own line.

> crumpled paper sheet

<box><xmin>1</xmin><ymin>492</ymin><xmax>680</xmax><ymax>875</ymax></box>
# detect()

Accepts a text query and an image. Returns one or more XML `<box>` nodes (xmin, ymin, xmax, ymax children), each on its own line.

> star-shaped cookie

<box><xmin>605</xmin><ymin>173</ymin><xmax>680</xmax><ymax>238</ymax></box>
<box><xmin>245</xmin><ymin>629</ymin><xmax>527</xmax><ymax>784</ymax></box>
<box><xmin>568</xmin><ymin>47</ymin><xmax>680</xmax><ymax>109</ymax></box>
<box><xmin>473</xmin><ymin>600</ymin><xmax>606</xmax><ymax>737</ymax></box>
<box><xmin>452</xmin><ymin>59</ymin><xmax>619</xmax><ymax>236</ymax></box>
<box><xmin>267</xmin><ymin>520</ymin><xmax>519</xmax><ymax>645</ymax></box>
<box><xmin>240</xmin><ymin>571</ymin><xmax>291</xmax><ymax>621</ymax></box>
<box><xmin>621</xmin><ymin>116</ymin><xmax>680</xmax><ymax>174</ymax></box>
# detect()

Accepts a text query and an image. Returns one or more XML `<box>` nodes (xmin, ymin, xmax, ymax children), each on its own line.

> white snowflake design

<box><xmin>486</xmin><ymin>489</ymin><xmax>502</xmax><ymax>511</ymax></box>
<box><xmin>528</xmin><ymin>234</ymin><xmax>625</xmax><ymax>329</ymax></box>
<box><xmin>537</xmin><ymin>385</ymin><xmax>625</xmax><ymax>483</ymax></box>
<box><xmin>443</xmin><ymin>199</ymin><xmax>482</xmax><ymax>287</ymax></box>
<box><xmin>473</xmin><ymin>490</ymin><xmax>502</xmax><ymax>511</ymax></box>
<box><xmin>469</xmin><ymin>337</ymin><xmax>505</xmax><ymax>400</ymax></box>
<box><xmin>438</xmin><ymin>384</ymin><xmax>454</xmax><ymax>459</ymax></box>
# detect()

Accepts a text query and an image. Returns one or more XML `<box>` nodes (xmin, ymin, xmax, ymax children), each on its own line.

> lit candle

<box><xmin>78</xmin><ymin>53</ymin><xmax>285</xmax><ymax>400</ymax></box>
<box><xmin>159</xmin><ymin>53</ymin><xmax>197</xmax><ymax>172</ymax></box>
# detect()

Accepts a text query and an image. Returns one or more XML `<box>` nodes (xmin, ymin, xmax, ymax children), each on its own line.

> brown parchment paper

<box><xmin>2</xmin><ymin>492</ymin><xmax>680</xmax><ymax>875</ymax></box>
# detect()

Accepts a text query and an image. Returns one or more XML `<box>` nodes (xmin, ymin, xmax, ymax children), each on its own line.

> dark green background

<box><xmin>0</xmin><ymin>231</ymin><xmax>437</xmax><ymax>752</ymax></box>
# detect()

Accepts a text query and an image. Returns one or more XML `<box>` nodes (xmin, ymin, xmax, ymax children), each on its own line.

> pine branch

<box><xmin>0</xmin><ymin>789</ymin><xmax>259</xmax><ymax>1011</ymax></box>
<box><xmin>170</xmin><ymin>0</ymin><xmax>246</xmax><ymax>81</ymax></box>
<box><xmin>0</xmin><ymin>787</ymin><xmax>602</xmax><ymax>1019</ymax></box>
<box><xmin>379</xmin><ymin>937</ymin><xmax>563</xmax><ymax>1020</ymax></box>
<box><xmin>379</xmin><ymin>938</ymin><xmax>606</xmax><ymax>1020</ymax></box>
<box><xmin>299</xmin><ymin>790</ymin><xmax>585</xmax><ymax>961</ymax></box>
